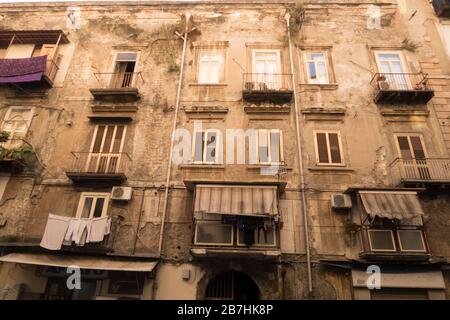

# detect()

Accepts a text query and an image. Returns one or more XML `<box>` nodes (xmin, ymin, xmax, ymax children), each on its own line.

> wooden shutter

<box><xmin>328</xmin><ymin>133</ymin><xmax>342</xmax><ymax>164</ymax></box>
<box><xmin>316</xmin><ymin>132</ymin><xmax>329</xmax><ymax>163</ymax></box>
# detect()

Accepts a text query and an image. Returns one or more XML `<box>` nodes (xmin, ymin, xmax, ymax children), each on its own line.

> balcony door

<box><xmin>252</xmin><ymin>50</ymin><xmax>281</xmax><ymax>90</ymax></box>
<box><xmin>111</xmin><ymin>52</ymin><xmax>137</xmax><ymax>88</ymax></box>
<box><xmin>86</xmin><ymin>124</ymin><xmax>127</xmax><ymax>174</ymax></box>
<box><xmin>375</xmin><ymin>52</ymin><xmax>410</xmax><ymax>90</ymax></box>
<box><xmin>396</xmin><ymin>135</ymin><xmax>430</xmax><ymax>180</ymax></box>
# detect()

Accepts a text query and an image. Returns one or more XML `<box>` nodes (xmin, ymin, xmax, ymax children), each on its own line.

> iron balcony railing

<box><xmin>93</xmin><ymin>72</ymin><xmax>144</xmax><ymax>89</ymax></box>
<box><xmin>432</xmin><ymin>0</ymin><xmax>450</xmax><ymax>17</ymax></box>
<box><xmin>370</xmin><ymin>72</ymin><xmax>431</xmax><ymax>92</ymax></box>
<box><xmin>390</xmin><ymin>158</ymin><xmax>450</xmax><ymax>183</ymax></box>
<box><xmin>242</xmin><ymin>73</ymin><xmax>293</xmax><ymax>92</ymax></box>
<box><xmin>68</xmin><ymin>152</ymin><xmax>131</xmax><ymax>175</ymax></box>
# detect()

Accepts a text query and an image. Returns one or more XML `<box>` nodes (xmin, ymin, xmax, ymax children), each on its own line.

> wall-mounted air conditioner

<box><xmin>331</xmin><ymin>194</ymin><xmax>352</xmax><ymax>210</ymax></box>
<box><xmin>111</xmin><ymin>186</ymin><xmax>133</xmax><ymax>201</ymax></box>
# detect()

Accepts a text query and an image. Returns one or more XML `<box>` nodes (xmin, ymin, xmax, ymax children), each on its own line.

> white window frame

<box><xmin>109</xmin><ymin>51</ymin><xmax>140</xmax><ymax>87</ymax></box>
<box><xmin>255</xmin><ymin>129</ymin><xmax>284</xmax><ymax>165</ymax></box>
<box><xmin>194</xmin><ymin>220</ymin><xmax>234</xmax><ymax>246</ymax></box>
<box><xmin>313</xmin><ymin>130</ymin><xmax>345</xmax><ymax>166</ymax></box>
<box><xmin>75</xmin><ymin>192</ymin><xmax>110</xmax><ymax>219</ymax></box>
<box><xmin>192</xmin><ymin>129</ymin><xmax>221</xmax><ymax>164</ymax></box>
<box><xmin>304</xmin><ymin>51</ymin><xmax>330</xmax><ymax>84</ymax></box>
<box><xmin>397</xmin><ymin>229</ymin><xmax>427</xmax><ymax>253</ymax></box>
<box><xmin>394</xmin><ymin>134</ymin><xmax>428</xmax><ymax>160</ymax></box>
<box><xmin>86</xmin><ymin>124</ymin><xmax>127</xmax><ymax>173</ymax></box>
<box><xmin>197</xmin><ymin>50</ymin><xmax>224</xmax><ymax>84</ymax></box>
<box><xmin>368</xmin><ymin>229</ymin><xmax>397</xmax><ymax>252</ymax></box>
<box><xmin>374</xmin><ymin>51</ymin><xmax>411</xmax><ymax>90</ymax></box>
<box><xmin>252</xmin><ymin>49</ymin><xmax>282</xmax><ymax>89</ymax></box>
<box><xmin>236</xmin><ymin>226</ymin><xmax>277</xmax><ymax>248</ymax></box>
<box><xmin>1</xmin><ymin>106</ymin><xmax>34</xmax><ymax>148</ymax></box>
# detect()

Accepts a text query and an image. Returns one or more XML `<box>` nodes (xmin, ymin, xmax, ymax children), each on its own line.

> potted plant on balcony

<box><xmin>0</xmin><ymin>145</ymin><xmax>33</xmax><ymax>172</ymax></box>
<box><xmin>0</xmin><ymin>131</ymin><xmax>9</xmax><ymax>143</ymax></box>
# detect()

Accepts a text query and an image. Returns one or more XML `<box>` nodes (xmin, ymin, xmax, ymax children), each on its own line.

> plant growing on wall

<box><xmin>401</xmin><ymin>37</ymin><xmax>419</xmax><ymax>52</ymax></box>
<box><xmin>0</xmin><ymin>131</ymin><xmax>9</xmax><ymax>143</ymax></box>
<box><xmin>288</xmin><ymin>0</ymin><xmax>306</xmax><ymax>33</ymax></box>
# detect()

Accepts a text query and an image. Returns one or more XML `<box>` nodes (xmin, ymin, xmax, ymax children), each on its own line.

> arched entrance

<box><xmin>205</xmin><ymin>271</ymin><xmax>260</xmax><ymax>300</ymax></box>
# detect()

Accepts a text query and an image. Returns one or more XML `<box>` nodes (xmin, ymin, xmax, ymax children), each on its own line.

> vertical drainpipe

<box><xmin>157</xmin><ymin>13</ymin><xmax>191</xmax><ymax>257</ymax></box>
<box><xmin>285</xmin><ymin>13</ymin><xmax>313</xmax><ymax>295</ymax></box>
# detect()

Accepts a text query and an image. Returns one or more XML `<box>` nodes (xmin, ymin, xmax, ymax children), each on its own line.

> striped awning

<box><xmin>359</xmin><ymin>191</ymin><xmax>425</xmax><ymax>220</ymax></box>
<box><xmin>194</xmin><ymin>185</ymin><xmax>278</xmax><ymax>217</ymax></box>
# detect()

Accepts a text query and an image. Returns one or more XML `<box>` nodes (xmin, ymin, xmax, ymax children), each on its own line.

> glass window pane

<box><xmin>238</xmin><ymin>227</ymin><xmax>275</xmax><ymax>245</ymax></box>
<box><xmin>410</xmin><ymin>136</ymin><xmax>425</xmax><ymax>159</ymax></box>
<box><xmin>369</xmin><ymin>230</ymin><xmax>395</xmax><ymax>251</ymax></box>
<box><xmin>205</xmin><ymin>132</ymin><xmax>217</xmax><ymax>162</ymax></box>
<box><xmin>81</xmin><ymin>197</ymin><xmax>93</xmax><ymax>218</ymax></box>
<box><xmin>397</xmin><ymin>136</ymin><xmax>413</xmax><ymax>159</ymax></box>
<box><xmin>112</xmin><ymin>125</ymin><xmax>125</xmax><ymax>153</ymax></box>
<box><xmin>92</xmin><ymin>126</ymin><xmax>105</xmax><ymax>153</ymax></box>
<box><xmin>194</xmin><ymin>132</ymin><xmax>204</xmax><ymax>162</ymax></box>
<box><xmin>270</xmin><ymin>131</ymin><xmax>281</xmax><ymax>163</ymax></box>
<box><xmin>195</xmin><ymin>223</ymin><xmax>232</xmax><ymax>244</ymax></box>
<box><xmin>101</xmin><ymin>126</ymin><xmax>115</xmax><ymax>153</ymax></box>
<box><xmin>93</xmin><ymin>198</ymin><xmax>105</xmax><ymax>218</ymax></box>
<box><xmin>316</xmin><ymin>133</ymin><xmax>329</xmax><ymax>164</ymax></box>
<box><xmin>316</xmin><ymin>62</ymin><xmax>328</xmax><ymax>84</ymax></box>
<box><xmin>258</xmin><ymin>131</ymin><xmax>269</xmax><ymax>163</ymax></box>
<box><xmin>308</xmin><ymin>62</ymin><xmax>317</xmax><ymax>80</ymax></box>
<box><xmin>328</xmin><ymin>133</ymin><xmax>342</xmax><ymax>164</ymax></box>
<box><xmin>398</xmin><ymin>230</ymin><xmax>425</xmax><ymax>251</ymax></box>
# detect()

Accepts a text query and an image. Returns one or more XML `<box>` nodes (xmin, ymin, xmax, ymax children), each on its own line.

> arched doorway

<box><xmin>205</xmin><ymin>271</ymin><xmax>260</xmax><ymax>300</ymax></box>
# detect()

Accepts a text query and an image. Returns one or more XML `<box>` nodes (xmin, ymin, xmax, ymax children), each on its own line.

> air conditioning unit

<box><xmin>331</xmin><ymin>194</ymin><xmax>352</xmax><ymax>210</ymax></box>
<box><xmin>111</xmin><ymin>186</ymin><xmax>133</xmax><ymax>201</ymax></box>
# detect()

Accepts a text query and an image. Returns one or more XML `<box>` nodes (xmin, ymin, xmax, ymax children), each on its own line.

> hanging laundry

<box><xmin>40</xmin><ymin>213</ymin><xmax>71</xmax><ymax>251</ymax></box>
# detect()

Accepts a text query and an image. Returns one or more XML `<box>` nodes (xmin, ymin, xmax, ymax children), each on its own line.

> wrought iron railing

<box><xmin>242</xmin><ymin>73</ymin><xmax>293</xmax><ymax>92</ymax></box>
<box><xmin>370</xmin><ymin>72</ymin><xmax>431</xmax><ymax>92</ymax></box>
<box><xmin>68</xmin><ymin>152</ymin><xmax>131</xmax><ymax>175</ymax></box>
<box><xmin>93</xmin><ymin>72</ymin><xmax>144</xmax><ymax>89</ymax></box>
<box><xmin>390</xmin><ymin>158</ymin><xmax>450</xmax><ymax>183</ymax></box>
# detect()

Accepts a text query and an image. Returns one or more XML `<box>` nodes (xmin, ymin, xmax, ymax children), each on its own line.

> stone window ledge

<box><xmin>308</xmin><ymin>166</ymin><xmax>354</xmax><ymax>172</ymax></box>
<box><xmin>179</xmin><ymin>164</ymin><xmax>225</xmax><ymax>170</ymax></box>
<box><xmin>299</xmin><ymin>83</ymin><xmax>339</xmax><ymax>91</ymax></box>
<box><xmin>188</xmin><ymin>83</ymin><xmax>227</xmax><ymax>87</ymax></box>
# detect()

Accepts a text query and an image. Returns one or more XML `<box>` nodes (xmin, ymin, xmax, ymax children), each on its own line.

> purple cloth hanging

<box><xmin>0</xmin><ymin>55</ymin><xmax>47</xmax><ymax>83</ymax></box>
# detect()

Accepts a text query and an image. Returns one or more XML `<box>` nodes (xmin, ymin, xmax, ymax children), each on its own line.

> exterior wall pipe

<box><xmin>158</xmin><ymin>12</ymin><xmax>191</xmax><ymax>257</ymax></box>
<box><xmin>285</xmin><ymin>12</ymin><xmax>313</xmax><ymax>294</ymax></box>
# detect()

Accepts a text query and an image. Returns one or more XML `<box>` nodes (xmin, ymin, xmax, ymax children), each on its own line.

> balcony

<box><xmin>90</xmin><ymin>72</ymin><xmax>143</xmax><ymax>102</ymax></box>
<box><xmin>432</xmin><ymin>0</ymin><xmax>450</xmax><ymax>17</ymax></box>
<box><xmin>390</xmin><ymin>158</ymin><xmax>450</xmax><ymax>187</ymax></box>
<box><xmin>0</xmin><ymin>55</ymin><xmax>60</xmax><ymax>89</ymax></box>
<box><xmin>370</xmin><ymin>73</ymin><xmax>434</xmax><ymax>104</ymax></box>
<box><xmin>66</xmin><ymin>152</ymin><xmax>131</xmax><ymax>186</ymax></box>
<box><xmin>242</xmin><ymin>73</ymin><xmax>293</xmax><ymax>104</ymax></box>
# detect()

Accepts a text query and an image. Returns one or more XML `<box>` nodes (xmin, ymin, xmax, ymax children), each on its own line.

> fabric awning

<box><xmin>0</xmin><ymin>253</ymin><xmax>157</xmax><ymax>272</ymax></box>
<box><xmin>194</xmin><ymin>185</ymin><xmax>278</xmax><ymax>217</ymax></box>
<box><xmin>359</xmin><ymin>191</ymin><xmax>425</xmax><ymax>220</ymax></box>
<box><xmin>0</xmin><ymin>56</ymin><xmax>46</xmax><ymax>83</ymax></box>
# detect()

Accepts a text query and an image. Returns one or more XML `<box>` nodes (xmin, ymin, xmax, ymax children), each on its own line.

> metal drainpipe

<box><xmin>285</xmin><ymin>13</ymin><xmax>313</xmax><ymax>294</ymax></box>
<box><xmin>157</xmin><ymin>13</ymin><xmax>191</xmax><ymax>257</ymax></box>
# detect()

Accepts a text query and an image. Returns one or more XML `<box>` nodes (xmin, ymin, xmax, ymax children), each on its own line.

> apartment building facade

<box><xmin>0</xmin><ymin>0</ymin><xmax>449</xmax><ymax>300</ymax></box>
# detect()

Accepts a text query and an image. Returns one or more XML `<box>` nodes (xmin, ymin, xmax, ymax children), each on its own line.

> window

<box><xmin>252</xmin><ymin>50</ymin><xmax>281</xmax><ymax>89</ymax></box>
<box><xmin>193</xmin><ymin>130</ymin><xmax>221</xmax><ymax>164</ymax></box>
<box><xmin>304</xmin><ymin>52</ymin><xmax>329</xmax><ymax>84</ymax></box>
<box><xmin>194</xmin><ymin>221</ymin><xmax>233</xmax><ymax>246</ymax></box>
<box><xmin>314</xmin><ymin>131</ymin><xmax>344</xmax><ymax>166</ymax></box>
<box><xmin>86</xmin><ymin>124</ymin><xmax>127</xmax><ymax>173</ymax></box>
<box><xmin>395</xmin><ymin>135</ymin><xmax>427</xmax><ymax>160</ymax></box>
<box><xmin>437</xmin><ymin>24</ymin><xmax>450</xmax><ymax>60</ymax></box>
<box><xmin>256</xmin><ymin>129</ymin><xmax>283</xmax><ymax>165</ymax></box>
<box><xmin>108</xmin><ymin>272</ymin><xmax>145</xmax><ymax>296</ymax></box>
<box><xmin>111</xmin><ymin>52</ymin><xmax>138</xmax><ymax>88</ymax></box>
<box><xmin>1</xmin><ymin>107</ymin><xmax>33</xmax><ymax>148</ymax></box>
<box><xmin>397</xmin><ymin>230</ymin><xmax>426</xmax><ymax>252</ymax></box>
<box><xmin>237</xmin><ymin>226</ymin><xmax>276</xmax><ymax>247</ymax></box>
<box><xmin>198</xmin><ymin>51</ymin><xmax>224</xmax><ymax>84</ymax></box>
<box><xmin>368</xmin><ymin>229</ymin><xmax>396</xmax><ymax>252</ymax></box>
<box><xmin>76</xmin><ymin>193</ymin><xmax>110</xmax><ymax>219</ymax></box>
<box><xmin>375</xmin><ymin>51</ymin><xmax>409</xmax><ymax>90</ymax></box>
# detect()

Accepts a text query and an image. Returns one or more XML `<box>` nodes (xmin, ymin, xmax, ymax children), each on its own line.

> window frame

<box><xmin>368</xmin><ymin>229</ymin><xmax>397</xmax><ymax>252</ymax></box>
<box><xmin>397</xmin><ymin>229</ymin><xmax>427</xmax><ymax>253</ymax></box>
<box><xmin>254</xmin><ymin>129</ymin><xmax>284</xmax><ymax>165</ymax></box>
<box><xmin>192</xmin><ymin>129</ymin><xmax>222</xmax><ymax>165</ymax></box>
<box><xmin>251</xmin><ymin>49</ymin><xmax>281</xmax><ymax>75</ymax></box>
<box><xmin>75</xmin><ymin>192</ymin><xmax>110</xmax><ymax>219</ymax></box>
<box><xmin>236</xmin><ymin>226</ymin><xmax>277</xmax><ymax>247</ymax></box>
<box><xmin>1</xmin><ymin>106</ymin><xmax>34</xmax><ymax>148</ymax></box>
<box><xmin>313</xmin><ymin>130</ymin><xmax>345</xmax><ymax>166</ymax></box>
<box><xmin>197</xmin><ymin>50</ymin><xmax>225</xmax><ymax>85</ymax></box>
<box><xmin>194</xmin><ymin>220</ymin><xmax>234</xmax><ymax>246</ymax></box>
<box><xmin>304</xmin><ymin>51</ymin><xmax>330</xmax><ymax>84</ymax></box>
<box><xmin>394</xmin><ymin>134</ymin><xmax>428</xmax><ymax>160</ymax></box>
<box><xmin>108</xmin><ymin>50</ymin><xmax>141</xmax><ymax>87</ymax></box>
